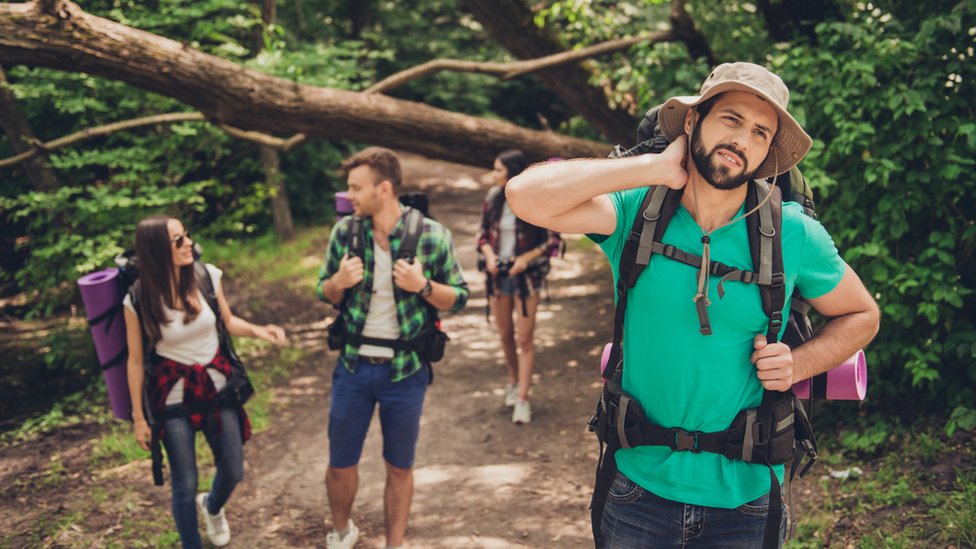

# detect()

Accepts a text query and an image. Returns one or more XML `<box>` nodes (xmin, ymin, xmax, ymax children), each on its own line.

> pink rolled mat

<box><xmin>792</xmin><ymin>349</ymin><xmax>867</xmax><ymax>400</ymax></box>
<box><xmin>335</xmin><ymin>191</ymin><xmax>353</xmax><ymax>217</ymax></box>
<box><xmin>600</xmin><ymin>343</ymin><xmax>612</xmax><ymax>382</ymax></box>
<box><xmin>77</xmin><ymin>268</ymin><xmax>132</xmax><ymax>419</ymax></box>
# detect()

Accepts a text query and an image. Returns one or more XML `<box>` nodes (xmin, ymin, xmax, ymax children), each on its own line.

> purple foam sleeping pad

<box><xmin>77</xmin><ymin>268</ymin><xmax>132</xmax><ymax>419</ymax></box>
<box><xmin>336</xmin><ymin>191</ymin><xmax>353</xmax><ymax>218</ymax></box>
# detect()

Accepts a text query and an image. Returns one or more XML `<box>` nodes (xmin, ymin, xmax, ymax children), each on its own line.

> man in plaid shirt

<box><xmin>316</xmin><ymin>147</ymin><xmax>468</xmax><ymax>549</ymax></box>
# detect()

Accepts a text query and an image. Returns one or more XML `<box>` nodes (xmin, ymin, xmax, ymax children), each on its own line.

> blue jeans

<box><xmin>601</xmin><ymin>471</ymin><xmax>786</xmax><ymax>549</ymax></box>
<box><xmin>163</xmin><ymin>406</ymin><xmax>245</xmax><ymax>549</ymax></box>
<box><xmin>328</xmin><ymin>357</ymin><xmax>429</xmax><ymax>469</ymax></box>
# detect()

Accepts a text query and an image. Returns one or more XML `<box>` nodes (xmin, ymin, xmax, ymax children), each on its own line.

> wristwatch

<box><xmin>418</xmin><ymin>278</ymin><xmax>433</xmax><ymax>297</ymax></box>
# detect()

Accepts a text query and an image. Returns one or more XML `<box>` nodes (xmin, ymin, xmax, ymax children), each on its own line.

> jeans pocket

<box><xmin>607</xmin><ymin>472</ymin><xmax>644</xmax><ymax>504</ymax></box>
<box><xmin>736</xmin><ymin>491</ymin><xmax>770</xmax><ymax>518</ymax></box>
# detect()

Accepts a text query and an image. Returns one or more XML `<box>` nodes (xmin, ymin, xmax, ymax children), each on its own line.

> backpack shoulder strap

<box><xmin>193</xmin><ymin>262</ymin><xmax>224</xmax><ymax>326</ymax></box>
<box><xmin>606</xmin><ymin>186</ymin><xmax>682</xmax><ymax>378</ymax></box>
<box><xmin>745</xmin><ymin>180</ymin><xmax>785</xmax><ymax>342</ymax></box>
<box><xmin>397</xmin><ymin>207</ymin><xmax>426</xmax><ymax>262</ymax></box>
<box><xmin>348</xmin><ymin>215</ymin><xmax>366</xmax><ymax>259</ymax></box>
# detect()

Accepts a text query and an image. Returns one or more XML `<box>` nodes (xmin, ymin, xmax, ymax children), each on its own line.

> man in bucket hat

<box><xmin>507</xmin><ymin>63</ymin><xmax>879</xmax><ymax>547</ymax></box>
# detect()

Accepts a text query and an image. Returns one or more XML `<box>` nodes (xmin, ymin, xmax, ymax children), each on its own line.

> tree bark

<box><xmin>261</xmin><ymin>144</ymin><xmax>294</xmax><ymax>240</ymax></box>
<box><xmin>0</xmin><ymin>66</ymin><xmax>58</xmax><ymax>190</ymax></box>
<box><xmin>463</xmin><ymin>0</ymin><xmax>637</xmax><ymax>145</ymax></box>
<box><xmin>255</xmin><ymin>0</ymin><xmax>295</xmax><ymax>241</ymax></box>
<box><xmin>0</xmin><ymin>1</ymin><xmax>608</xmax><ymax>167</ymax></box>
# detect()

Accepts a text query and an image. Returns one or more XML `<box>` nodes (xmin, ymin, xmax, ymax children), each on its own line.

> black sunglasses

<box><xmin>172</xmin><ymin>230</ymin><xmax>192</xmax><ymax>249</ymax></box>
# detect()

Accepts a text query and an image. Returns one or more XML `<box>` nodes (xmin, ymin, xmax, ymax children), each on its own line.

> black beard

<box><xmin>690</xmin><ymin>123</ymin><xmax>757</xmax><ymax>191</ymax></box>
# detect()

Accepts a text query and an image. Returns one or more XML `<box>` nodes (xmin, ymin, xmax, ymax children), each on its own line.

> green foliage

<box><xmin>946</xmin><ymin>406</ymin><xmax>976</xmax><ymax>437</ymax></box>
<box><xmin>774</xmin><ymin>2</ymin><xmax>976</xmax><ymax>411</ymax></box>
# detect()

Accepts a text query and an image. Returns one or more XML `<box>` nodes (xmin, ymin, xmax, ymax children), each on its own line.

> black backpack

<box><xmin>326</xmin><ymin>206</ymin><xmax>449</xmax><ymax>381</ymax></box>
<box><xmin>587</xmin><ymin>106</ymin><xmax>820</xmax><ymax>549</ymax></box>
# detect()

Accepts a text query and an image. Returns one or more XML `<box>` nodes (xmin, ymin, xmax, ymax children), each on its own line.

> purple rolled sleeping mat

<box><xmin>335</xmin><ymin>191</ymin><xmax>353</xmax><ymax>218</ymax></box>
<box><xmin>77</xmin><ymin>268</ymin><xmax>132</xmax><ymax>419</ymax></box>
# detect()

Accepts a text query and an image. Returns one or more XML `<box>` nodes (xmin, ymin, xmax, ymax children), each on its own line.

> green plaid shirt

<box><xmin>317</xmin><ymin>207</ymin><xmax>469</xmax><ymax>381</ymax></box>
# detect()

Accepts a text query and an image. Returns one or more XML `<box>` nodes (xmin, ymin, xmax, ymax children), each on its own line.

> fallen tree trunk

<box><xmin>0</xmin><ymin>1</ymin><xmax>609</xmax><ymax>166</ymax></box>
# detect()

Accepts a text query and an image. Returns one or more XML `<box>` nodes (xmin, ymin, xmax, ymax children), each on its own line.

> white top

<box><xmin>499</xmin><ymin>202</ymin><xmax>517</xmax><ymax>260</ymax></box>
<box><xmin>358</xmin><ymin>243</ymin><xmax>399</xmax><ymax>359</ymax></box>
<box><xmin>123</xmin><ymin>263</ymin><xmax>226</xmax><ymax>405</ymax></box>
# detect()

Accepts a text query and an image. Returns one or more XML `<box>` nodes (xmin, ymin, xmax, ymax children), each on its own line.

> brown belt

<box><xmin>362</xmin><ymin>355</ymin><xmax>391</xmax><ymax>364</ymax></box>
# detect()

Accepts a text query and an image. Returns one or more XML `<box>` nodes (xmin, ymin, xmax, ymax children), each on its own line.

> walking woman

<box><xmin>122</xmin><ymin>215</ymin><xmax>285</xmax><ymax>548</ymax></box>
<box><xmin>477</xmin><ymin>150</ymin><xmax>555</xmax><ymax>424</ymax></box>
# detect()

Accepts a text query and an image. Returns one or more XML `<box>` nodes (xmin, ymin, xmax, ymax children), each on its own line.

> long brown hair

<box><xmin>134</xmin><ymin>215</ymin><xmax>199</xmax><ymax>347</ymax></box>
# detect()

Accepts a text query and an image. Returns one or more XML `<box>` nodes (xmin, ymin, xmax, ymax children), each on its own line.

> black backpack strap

<box><xmin>746</xmin><ymin>180</ymin><xmax>786</xmax><ymax>343</ymax></box>
<box><xmin>397</xmin><ymin>207</ymin><xmax>425</xmax><ymax>262</ymax></box>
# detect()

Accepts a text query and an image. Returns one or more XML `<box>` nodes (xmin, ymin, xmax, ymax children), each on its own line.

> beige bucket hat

<box><xmin>658</xmin><ymin>62</ymin><xmax>813</xmax><ymax>179</ymax></box>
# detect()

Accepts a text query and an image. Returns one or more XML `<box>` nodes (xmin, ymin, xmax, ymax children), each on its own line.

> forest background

<box><xmin>0</xmin><ymin>0</ymin><xmax>974</xmax><ymax>547</ymax></box>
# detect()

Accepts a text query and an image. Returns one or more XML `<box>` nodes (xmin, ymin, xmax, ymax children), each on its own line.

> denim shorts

<box><xmin>327</xmin><ymin>356</ymin><xmax>429</xmax><ymax>469</ymax></box>
<box><xmin>495</xmin><ymin>274</ymin><xmax>520</xmax><ymax>296</ymax></box>
<box><xmin>601</xmin><ymin>471</ymin><xmax>786</xmax><ymax>548</ymax></box>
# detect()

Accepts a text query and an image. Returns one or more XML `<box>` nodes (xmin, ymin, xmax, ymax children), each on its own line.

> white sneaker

<box><xmin>504</xmin><ymin>383</ymin><xmax>520</xmax><ymax>407</ymax></box>
<box><xmin>512</xmin><ymin>399</ymin><xmax>531</xmax><ymax>424</ymax></box>
<box><xmin>326</xmin><ymin>519</ymin><xmax>360</xmax><ymax>549</ymax></box>
<box><xmin>196</xmin><ymin>492</ymin><xmax>230</xmax><ymax>547</ymax></box>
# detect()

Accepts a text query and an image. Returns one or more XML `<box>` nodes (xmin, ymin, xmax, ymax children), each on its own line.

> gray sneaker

<box><xmin>196</xmin><ymin>492</ymin><xmax>230</xmax><ymax>547</ymax></box>
<box><xmin>326</xmin><ymin>519</ymin><xmax>359</xmax><ymax>549</ymax></box>
<box><xmin>512</xmin><ymin>399</ymin><xmax>531</xmax><ymax>424</ymax></box>
<box><xmin>504</xmin><ymin>383</ymin><xmax>520</xmax><ymax>407</ymax></box>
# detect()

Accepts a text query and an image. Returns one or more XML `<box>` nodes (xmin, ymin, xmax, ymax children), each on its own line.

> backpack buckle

<box><xmin>673</xmin><ymin>429</ymin><xmax>702</xmax><ymax>453</ymax></box>
<box><xmin>769</xmin><ymin>310</ymin><xmax>784</xmax><ymax>330</ymax></box>
<box><xmin>771</xmin><ymin>273</ymin><xmax>785</xmax><ymax>287</ymax></box>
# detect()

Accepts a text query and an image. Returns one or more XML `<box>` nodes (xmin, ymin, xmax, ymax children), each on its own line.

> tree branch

<box><xmin>0</xmin><ymin>112</ymin><xmax>307</xmax><ymax>168</ymax></box>
<box><xmin>365</xmin><ymin>33</ymin><xmax>671</xmax><ymax>95</ymax></box>
<box><xmin>0</xmin><ymin>1</ymin><xmax>609</xmax><ymax>167</ymax></box>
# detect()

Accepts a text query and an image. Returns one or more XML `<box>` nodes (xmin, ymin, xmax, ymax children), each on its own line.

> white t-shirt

<box><xmin>358</xmin><ymin>243</ymin><xmax>399</xmax><ymax>359</ymax></box>
<box><xmin>499</xmin><ymin>202</ymin><xmax>517</xmax><ymax>260</ymax></box>
<box><xmin>123</xmin><ymin>263</ymin><xmax>226</xmax><ymax>405</ymax></box>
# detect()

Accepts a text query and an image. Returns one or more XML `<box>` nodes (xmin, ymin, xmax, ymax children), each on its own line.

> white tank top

<box><xmin>123</xmin><ymin>263</ymin><xmax>226</xmax><ymax>405</ymax></box>
<box><xmin>499</xmin><ymin>202</ymin><xmax>517</xmax><ymax>260</ymax></box>
<box><xmin>359</xmin><ymin>244</ymin><xmax>400</xmax><ymax>359</ymax></box>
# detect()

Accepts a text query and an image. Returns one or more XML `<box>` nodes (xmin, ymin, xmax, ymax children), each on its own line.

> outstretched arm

<box><xmin>217</xmin><ymin>284</ymin><xmax>287</xmax><ymax>345</ymax></box>
<box><xmin>505</xmin><ymin>135</ymin><xmax>689</xmax><ymax>235</ymax></box>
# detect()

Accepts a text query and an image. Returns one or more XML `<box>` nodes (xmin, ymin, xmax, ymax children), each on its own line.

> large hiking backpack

<box><xmin>326</xmin><ymin>206</ymin><xmax>450</xmax><ymax>381</ymax></box>
<box><xmin>587</xmin><ymin>106</ymin><xmax>820</xmax><ymax>549</ymax></box>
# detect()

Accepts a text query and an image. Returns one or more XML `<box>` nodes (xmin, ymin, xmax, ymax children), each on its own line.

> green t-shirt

<box><xmin>590</xmin><ymin>186</ymin><xmax>846</xmax><ymax>509</ymax></box>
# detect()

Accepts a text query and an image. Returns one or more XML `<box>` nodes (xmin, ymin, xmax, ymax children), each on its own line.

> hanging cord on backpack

<box><xmin>686</xmin><ymin>115</ymin><xmax>778</xmax><ymax>335</ymax></box>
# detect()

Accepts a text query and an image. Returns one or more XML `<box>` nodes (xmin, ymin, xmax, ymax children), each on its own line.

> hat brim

<box><xmin>658</xmin><ymin>82</ymin><xmax>812</xmax><ymax>179</ymax></box>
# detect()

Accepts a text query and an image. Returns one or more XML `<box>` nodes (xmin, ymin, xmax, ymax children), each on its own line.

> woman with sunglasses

<box><xmin>122</xmin><ymin>215</ymin><xmax>286</xmax><ymax>548</ymax></box>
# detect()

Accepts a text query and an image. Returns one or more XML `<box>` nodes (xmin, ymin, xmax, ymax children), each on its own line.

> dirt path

<box><xmin>218</xmin><ymin>154</ymin><xmax>615</xmax><ymax>548</ymax></box>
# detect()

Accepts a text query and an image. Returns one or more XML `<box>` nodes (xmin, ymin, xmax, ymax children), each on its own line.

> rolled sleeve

<box><xmin>437</xmin><ymin>229</ymin><xmax>469</xmax><ymax>313</ymax></box>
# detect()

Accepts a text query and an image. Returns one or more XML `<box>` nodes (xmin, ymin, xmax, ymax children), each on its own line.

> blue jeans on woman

<box><xmin>601</xmin><ymin>471</ymin><xmax>786</xmax><ymax>548</ymax></box>
<box><xmin>162</xmin><ymin>406</ymin><xmax>244</xmax><ymax>549</ymax></box>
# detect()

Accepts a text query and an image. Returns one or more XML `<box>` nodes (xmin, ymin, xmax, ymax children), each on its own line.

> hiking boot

<box><xmin>326</xmin><ymin>519</ymin><xmax>359</xmax><ymax>549</ymax></box>
<box><xmin>196</xmin><ymin>492</ymin><xmax>230</xmax><ymax>547</ymax></box>
<box><xmin>512</xmin><ymin>399</ymin><xmax>531</xmax><ymax>424</ymax></box>
<box><xmin>504</xmin><ymin>383</ymin><xmax>520</xmax><ymax>407</ymax></box>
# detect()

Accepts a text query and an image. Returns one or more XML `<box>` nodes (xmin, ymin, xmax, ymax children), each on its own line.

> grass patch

<box><xmin>196</xmin><ymin>225</ymin><xmax>330</xmax><ymax>290</ymax></box>
<box><xmin>786</xmin><ymin>421</ymin><xmax>976</xmax><ymax>548</ymax></box>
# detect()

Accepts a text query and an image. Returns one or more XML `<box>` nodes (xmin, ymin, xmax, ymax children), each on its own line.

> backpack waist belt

<box><xmin>589</xmin><ymin>386</ymin><xmax>794</xmax><ymax>464</ymax></box>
